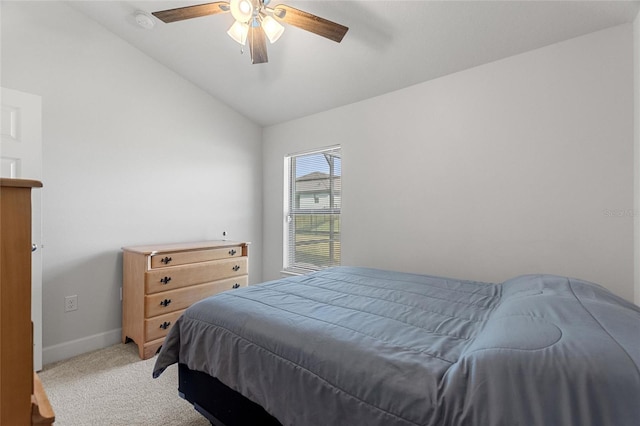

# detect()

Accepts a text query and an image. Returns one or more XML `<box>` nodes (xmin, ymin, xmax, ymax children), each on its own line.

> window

<box><xmin>285</xmin><ymin>147</ymin><xmax>341</xmax><ymax>273</ymax></box>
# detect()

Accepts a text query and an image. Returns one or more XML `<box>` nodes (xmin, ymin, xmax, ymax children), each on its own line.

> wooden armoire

<box><xmin>0</xmin><ymin>178</ymin><xmax>54</xmax><ymax>424</ymax></box>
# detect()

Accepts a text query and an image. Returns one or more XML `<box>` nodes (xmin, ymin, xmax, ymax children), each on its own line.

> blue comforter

<box><xmin>153</xmin><ymin>267</ymin><xmax>640</xmax><ymax>426</ymax></box>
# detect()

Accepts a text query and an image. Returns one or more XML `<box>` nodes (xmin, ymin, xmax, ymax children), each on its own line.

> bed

<box><xmin>153</xmin><ymin>266</ymin><xmax>640</xmax><ymax>426</ymax></box>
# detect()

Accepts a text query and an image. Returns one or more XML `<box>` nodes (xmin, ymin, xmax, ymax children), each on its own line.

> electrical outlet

<box><xmin>223</xmin><ymin>231</ymin><xmax>228</xmax><ymax>240</ymax></box>
<box><xmin>65</xmin><ymin>295</ymin><xmax>78</xmax><ymax>312</ymax></box>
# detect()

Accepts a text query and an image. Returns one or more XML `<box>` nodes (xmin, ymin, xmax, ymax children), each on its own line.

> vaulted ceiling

<box><xmin>67</xmin><ymin>1</ymin><xmax>640</xmax><ymax>126</ymax></box>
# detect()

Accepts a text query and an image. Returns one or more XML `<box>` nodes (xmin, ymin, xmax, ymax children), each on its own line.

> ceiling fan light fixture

<box><xmin>152</xmin><ymin>1</ymin><xmax>349</xmax><ymax>65</ymax></box>
<box><xmin>230</xmin><ymin>0</ymin><xmax>254</xmax><ymax>23</ymax></box>
<box><xmin>261</xmin><ymin>15</ymin><xmax>284</xmax><ymax>43</ymax></box>
<box><xmin>227</xmin><ymin>20</ymin><xmax>249</xmax><ymax>45</ymax></box>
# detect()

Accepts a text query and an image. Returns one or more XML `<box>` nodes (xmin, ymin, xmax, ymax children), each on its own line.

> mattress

<box><xmin>153</xmin><ymin>266</ymin><xmax>640</xmax><ymax>426</ymax></box>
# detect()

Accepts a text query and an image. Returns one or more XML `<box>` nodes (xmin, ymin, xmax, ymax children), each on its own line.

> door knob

<box><xmin>32</xmin><ymin>243</ymin><xmax>38</xmax><ymax>252</ymax></box>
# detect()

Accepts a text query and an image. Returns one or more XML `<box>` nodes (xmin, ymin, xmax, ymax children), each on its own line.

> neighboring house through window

<box><xmin>285</xmin><ymin>146</ymin><xmax>341</xmax><ymax>273</ymax></box>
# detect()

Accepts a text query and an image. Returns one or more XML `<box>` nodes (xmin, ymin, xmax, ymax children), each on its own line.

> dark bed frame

<box><xmin>178</xmin><ymin>363</ymin><xmax>283</xmax><ymax>426</ymax></box>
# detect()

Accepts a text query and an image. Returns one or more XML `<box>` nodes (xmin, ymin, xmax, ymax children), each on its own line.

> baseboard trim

<box><xmin>42</xmin><ymin>328</ymin><xmax>122</xmax><ymax>366</ymax></box>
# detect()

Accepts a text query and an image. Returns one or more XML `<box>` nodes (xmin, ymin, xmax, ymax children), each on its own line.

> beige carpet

<box><xmin>38</xmin><ymin>343</ymin><xmax>210</xmax><ymax>426</ymax></box>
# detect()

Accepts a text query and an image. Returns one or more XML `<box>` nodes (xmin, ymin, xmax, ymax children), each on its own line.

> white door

<box><xmin>1</xmin><ymin>87</ymin><xmax>43</xmax><ymax>371</ymax></box>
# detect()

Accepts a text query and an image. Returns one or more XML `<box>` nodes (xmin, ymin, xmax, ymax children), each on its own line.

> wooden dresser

<box><xmin>122</xmin><ymin>240</ymin><xmax>249</xmax><ymax>359</ymax></box>
<box><xmin>0</xmin><ymin>178</ymin><xmax>54</xmax><ymax>425</ymax></box>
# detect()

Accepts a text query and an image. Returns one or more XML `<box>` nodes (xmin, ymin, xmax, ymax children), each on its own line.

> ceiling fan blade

<box><xmin>248</xmin><ymin>25</ymin><xmax>268</xmax><ymax>64</ymax></box>
<box><xmin>152</xmin><ymin>1</ymin><xmax>229</xmax><ymax>23</ymax></box>
<box><xmin>273</xmin><ymin>5</ymin><xmax>348</xmax><ymax>43</ymax></box>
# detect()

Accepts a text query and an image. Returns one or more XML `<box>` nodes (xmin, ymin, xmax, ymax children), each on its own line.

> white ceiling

<box><xmin>67</xmin><ymin>0</ymin><xmax>640</xmax><ymax>126</ymax></box>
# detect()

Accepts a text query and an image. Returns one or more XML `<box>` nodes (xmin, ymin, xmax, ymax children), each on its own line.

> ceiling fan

<box><xmin>152</xmin><ymin>0</ymin><xmax>349</xmax><ymax>64</ymax></box>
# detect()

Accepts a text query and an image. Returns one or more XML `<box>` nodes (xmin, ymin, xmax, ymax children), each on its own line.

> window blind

<box><xmin>286</xmin><ymin>147</ymin><xmax>341</xmax><ymax>272</ymax></box>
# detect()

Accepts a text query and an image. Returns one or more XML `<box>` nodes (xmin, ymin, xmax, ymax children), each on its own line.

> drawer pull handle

<box><xmin>160</xmin><ymin>256</ymin><xmax>172</xmax><ymax>264</ymax></box>
<box><xmin>160</xmin><ymin>276</ymin><xmax>172</xmax><ymax>285</ymax></box>
<box><xmin>232</xmin><ymin>265</ymin><xmax>240</xmax><ymax>272</ymax></box>
<box><xmin>159</xmin><ymin>321</ymin><xmax>171</xmax><ymax>330</ymax></box>
<box><xmin>232</xmin><ymin>283</ymin><xmax>240</xmax><ymax>289</ymax></box>
<box><xmin>229</xmin><ymin>249</ymin><xmax>237</xmax><ymax>256</ymax></box>
<box><xmin>160</xmin><ymin>299</ymin><xmax>172</xmax><ymax>307</ymax></box>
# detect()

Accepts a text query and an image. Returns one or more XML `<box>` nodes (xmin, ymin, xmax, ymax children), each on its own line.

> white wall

<box><xmin>1</xmin><ymin>1</ymin><xmax>263</xmax><ymax>363</ymax></box>
<box><xmin>634</xmin><ymin>11</ymin><xmax>640</xmax><ymax>306</ymax></box>
<box><xmin>264</xmin><ymin>24</ymin><xmax>635</xmax><ymax>301</ymax></box>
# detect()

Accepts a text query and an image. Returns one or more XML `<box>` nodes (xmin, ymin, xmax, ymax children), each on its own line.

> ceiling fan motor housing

<box><xmin>230</xmin><ymin>0</ymin><xmax>255</xmax><ymax>23</ymax></box>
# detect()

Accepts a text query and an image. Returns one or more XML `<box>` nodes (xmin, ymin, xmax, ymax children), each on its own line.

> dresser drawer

<box><xmin>145</xmin><ymin>276</ymin><xmax>248</xmax><ymax>318</ymax></box>
<box><xmin>145</xmin><ymin>309</ymin><xmax>185</xmax><ymax>342</ymax></box>
<box><xmin>145</xmin><ymin>257</ymin><xmax>248</xmax><ymax>294</ymax></box>
<box><xmin>150</xmin><ymin>245</ymin><xmax>243</xmax><ymax>269</ymax></box>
